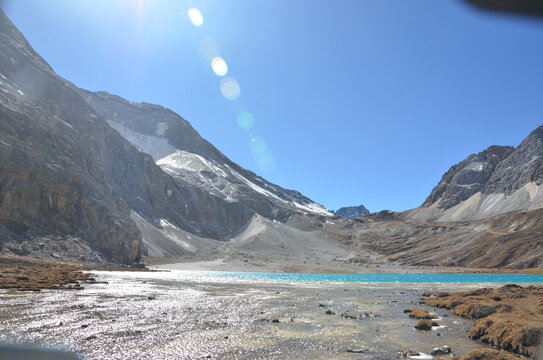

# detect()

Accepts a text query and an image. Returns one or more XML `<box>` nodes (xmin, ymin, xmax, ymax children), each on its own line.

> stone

<box><xmin>415</xmin><ymin>320</ymin><xmax>438</xmax><ymax>330</ymax></box>
<box><xmin>346</xmin><ymin>348</ymin><xmax>369</xmax><ymax>353</ymax></box>
<box><xmin>408</xmin><ymin>309</ymin><xmax>438</xmax><ymax>319</ymax></box>
<box><xmin>431</xmin><ymin>345</ymin><xmax>451</xmax><ymax>356</ymax></box>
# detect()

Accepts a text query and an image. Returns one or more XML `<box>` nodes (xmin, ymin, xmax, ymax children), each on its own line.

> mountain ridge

<box><xmin>410</xmin><ymin>125</ymin><xmax>543</xmax><ymax>222</ymax></box>
<box><xmin>0</xmin><ymin>9</ymin><xmax>331</xmax><ymax>265</ymax></box>
<box><xmin>1</xmin><ymin>8</ymin><xmax>542</xmax><ymax>270</ymax></box>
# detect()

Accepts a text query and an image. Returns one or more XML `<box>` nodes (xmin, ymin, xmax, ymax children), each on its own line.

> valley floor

<box><xmin>0</xmin><ymin>256</ymin><xmax>541</xmax><ymax>359</ymax></box>
<box><xmin>0</xmin><ymin>268</ymin><xmax>503</xmax><ymax>360</ymax></box>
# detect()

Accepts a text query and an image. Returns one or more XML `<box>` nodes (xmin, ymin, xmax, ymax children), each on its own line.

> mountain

<box><xmin>74</xmin><ymin>88</ymin><xmax>332</xmax><ymax>222</ymax></box>
<box><xmin>72</xmin><ymin>88</ymin><xmax>333</xmax><ymax>258</ymax></box>
<box><xmin>332</xmin><ymin>205</ymin><xmax>370</xmax><ymax>218</ymax></box>
<box><xmin>0</xmin><ymin>10</ymin><xmax>147</xmax><ymax>263</ymax></box>
<box><xmin>361</xmin><ymin>124</ymin><xmax>543</xmax><ymax>268</ymax></box>
<box><xmin>0</xmin><ymin>10</ymin><xmax>330</xmax><ymax>264</ymax></box>
<box><xmin>409</xmin><ymin>126</ymin><xmax>543</xmax><ymax>222</ymax></box>
<box><xmin>1</xmin><ymin>8</ymin><xmax>541</xmax><ymax>270</ymax></box>
<box><xmin>352</xmin><ymin>207</ymin><xmax>543</xmax><ymax>268</ymax></box>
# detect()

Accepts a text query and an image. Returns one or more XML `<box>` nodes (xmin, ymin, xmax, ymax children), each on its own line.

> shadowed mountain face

<box><xmin>0</xmin><ymin>10</ymin><xmax>330</xmax><ymax>264</ymax></box>
<box><xmin>0</xmin><ymin>10</ymin><xmax>143</xmax><ymax>263</ymax></box>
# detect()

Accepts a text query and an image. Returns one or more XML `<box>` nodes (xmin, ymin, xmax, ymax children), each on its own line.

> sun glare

<box><xmin>188</xmin><ymin>8</ymin><xmax>203</xmax><ymax>27</ymax></box>
<box><xmin>211</xmin><ymin>57</ymin><xmax>228</xmax><ymax>77</ymax></box>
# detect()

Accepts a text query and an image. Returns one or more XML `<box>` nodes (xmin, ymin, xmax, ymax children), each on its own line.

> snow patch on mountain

<box><xmin>105</xmin><ymin>113</ymin><xmax>332</xmax><ymax>217</ymax></box>
<box><xmin>155</xmin><ymin>122</ymin><xmax>168</xmax><ymax>136</ymax></box>
<box><xmin>107</xmin><ymin>120</ymin><xmax>176</xmax><ymax>161</ymax></box>
<box><xmin>156</xmin><ymin>151</ymin><xmax>332</xmax><ymax>216</ymax></box>
<box><xmin>158</xmin><ymin>150</ymin><xmax>228</xmax><ymax>178</ymax></box>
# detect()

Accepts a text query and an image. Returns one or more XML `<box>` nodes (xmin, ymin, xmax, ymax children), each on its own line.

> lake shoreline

<box><xmin>1</xmin><ymin>255</ymin><xmax>542</xmax><ymax>293</ymax></box>
<box><xmin>149</xmin><ymin>258</ymin><xmax>543</xmax><ymax>275</ymax></box>
<box><xmin>0</xmin><ymin>255</ymin><xmax>150</xmax><ymax>292</ymax></box>
<box><xmin>423</xmin><ymin>284</ymin><xmax>543</xmax><ymax>360</ymax></box>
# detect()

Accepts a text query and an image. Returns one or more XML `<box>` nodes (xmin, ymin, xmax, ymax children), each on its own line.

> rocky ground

<box><xmin>0</xmin><ymin>270</ymin><xmax>495</xmax><ymax>359</ymax></box>
<box><xmin>422</xmin><ymin>284</ymin><xmax>543</xmax><ymax>359</ymax></box>
<box><xmin>1</xmin><ymin>257</ymin><xmax>542</xmax><ymax>359</ymax></box>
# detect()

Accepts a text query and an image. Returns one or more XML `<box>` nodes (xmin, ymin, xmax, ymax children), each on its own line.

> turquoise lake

<box><xmin>213</xmin><ymin>271</ymin><xmax>543</xmax><ymax>283</ymax></box>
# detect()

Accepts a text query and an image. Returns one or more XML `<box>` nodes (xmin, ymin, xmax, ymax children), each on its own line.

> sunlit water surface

<box><xmin>1</xmin><ymin>270</ymin><xmax>541</xmax><ymax>359</ymax></box>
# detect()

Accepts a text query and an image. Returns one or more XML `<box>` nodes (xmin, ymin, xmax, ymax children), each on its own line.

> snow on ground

<box><xmin>292</xmin><ymin>201</ymin><xmax>332</xmax><ymax>217</ymax></box>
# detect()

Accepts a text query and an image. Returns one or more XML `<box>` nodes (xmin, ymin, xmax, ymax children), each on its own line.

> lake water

<box><xmin>211</xmin><ymin>271</ymin><xmax>543</xmax><ymax>284</ymax></box>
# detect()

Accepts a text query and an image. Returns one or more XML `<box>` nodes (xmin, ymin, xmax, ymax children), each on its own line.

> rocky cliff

<box><xmin>0</xmin><ymin>10</ymin><xmax>143</xmax><ymax>263</ymax></box>
<box><xmin>332</xmin><ymin>205</ymin><xmax>370</xmax><ymax>218</ymax></box>
<box><xmin>483</xmin><ymin>125</ymin><xmax>543</xmax><ymax>194</ymax></box>
<box><xmin>422</xmin><ymin>145</ymin><xmax>514</xmax><ymax>210</ymax></box>
<box><xmin>410</xmin><ymin>125</ymin><xmax>543</xmax><ymax>221</ymax></box>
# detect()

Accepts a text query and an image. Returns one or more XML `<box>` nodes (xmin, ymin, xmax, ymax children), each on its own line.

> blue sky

<box><xmin>3</xmin><ymin>0</ymin><xmax>543</xmax><ymax>212</ymax></box>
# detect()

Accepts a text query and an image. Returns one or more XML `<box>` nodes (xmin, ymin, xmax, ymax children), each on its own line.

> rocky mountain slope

<box><xmin>409</xmin><ymin>126</ymin><xmax>543</xmax><ymax>222</ymax></box>
<box><xmin>352</xmin><ymin>208</ymin><xmax>543</xmax><ymax>268</ymax></box>
<box><xmin>332</xmin><ymin>205</ymin><xmax>370</xmax><ymax>218</ymax></box>
<box><xmin>75</xmin><ymin>88</ymin><xmax>332</xmax><ymax>222</ymax></box>
<box><xmin>353</xmin><ymin>125</ymin><xmax>543</xmax><ymax>269</ymax></box>
<box><xmin>0</xmin><ymin>10</ymin><xmax>144</xmax><ymax>264</ymax></box>
<box><xmin>1</xmin><ymin>8</ymin><xmax>541</xmax><ymax>270</ymax></box>
<box><xmin>0</xmin><ymin>10</ymin><xmax>330</xmax><ymax>264</ymax></box>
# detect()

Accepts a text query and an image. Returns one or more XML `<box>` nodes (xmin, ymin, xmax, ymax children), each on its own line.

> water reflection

<box><xmin>0</xmin><ymin>271</ymin><xmax>492</xmax><ymax>359</ymax></box>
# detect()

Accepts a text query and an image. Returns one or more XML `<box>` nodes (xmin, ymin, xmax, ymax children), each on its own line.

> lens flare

<box><xmin>211</xmin><ymin>57</ymin><xmax>228</xmax><ymax>77</ymax></box>
<box><xmin>237</xmin><ymin>112</ymin><xmax>254</xmax><ymax>130</ymax></box>
<box><xmin>220</xmin><ymin>77</ymin><xmax>240</xmax><ymax>100</ymax></box>
<box><xmin>199</xmin><ymin>38</ymin><xmax>220</xmax><ymax>60</ymax></box>
<box><xmin>256</xmin><ymin>152</ymin><xmax>276</xmax><ymax>173</ymax></box>
<box><xmin>249</xmin><ymin>137</ymin><xmax>267</xmax><ymax>155</ymax></box>
<box><xmin>188</xmin><ymin>8</ymin><xmax>203</xmax><ymax>26</ymax></box>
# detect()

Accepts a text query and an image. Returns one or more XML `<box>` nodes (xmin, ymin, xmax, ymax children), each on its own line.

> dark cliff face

<box><xmin>423</xmin><ymin>125</ymin><xmax>543</xmax><ymax>210</ymax></box>
<box><xmin>333</xmin><ymin>205</ymin><xmax>370</xmax><ymax>218</ymax></box>
<box><xmin>0</xmin><ymin>10</ymin><xmax>143</xmax><ymax>263</ymax></box>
